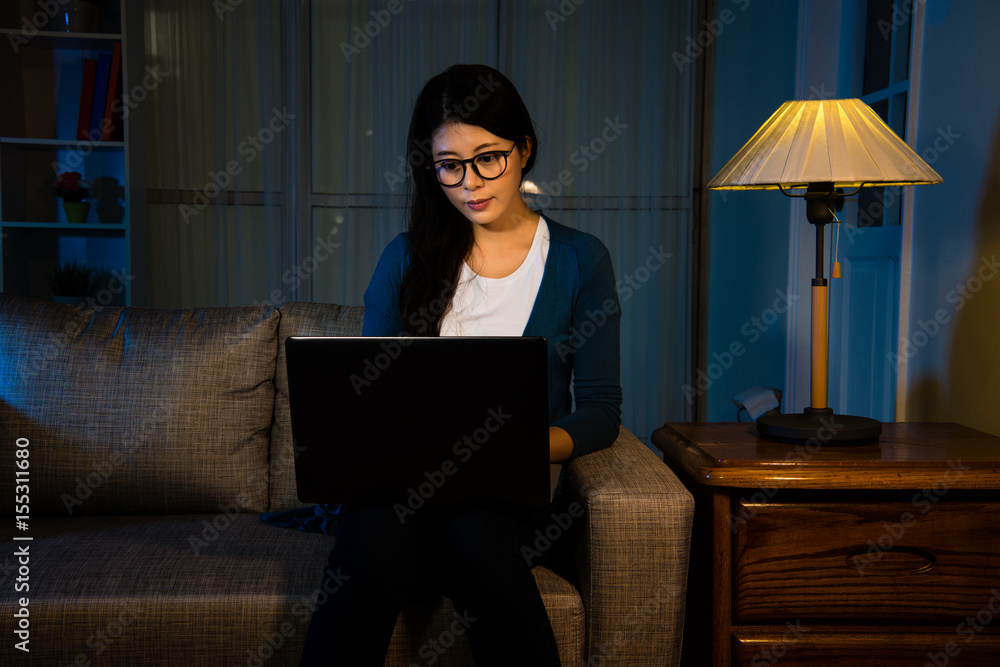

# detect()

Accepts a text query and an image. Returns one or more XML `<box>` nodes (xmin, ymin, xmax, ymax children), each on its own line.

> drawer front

<box><xmin>733</xmin><ymin>630</ymin><xmax>1000</xmax><ymax>666</ymax></box>
<box><xmin>732</xmin><ymin>500</ymin><xmax>1000</xmax><ymax>622</ymax></box>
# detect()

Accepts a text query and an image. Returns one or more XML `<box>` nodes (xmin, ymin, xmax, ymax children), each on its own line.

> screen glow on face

<box><xmin>431</xmin><ymin>123</ymin><xmax>530</xmax><ymax>228</ymax></box>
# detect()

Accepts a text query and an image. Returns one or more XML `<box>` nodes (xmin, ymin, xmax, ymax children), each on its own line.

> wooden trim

<box><xmin>655</xmin><ymin>422</ymin><xmax>1000</xmax><ymax>490</ymax></box>
<box><xmin>712</xmin><ymin>487</ymin><xmax>732</xmax><ymax>667</ymax></box>
<box><xmin>147</xmin><ymin>189</ymin><xmax>281</xmax><ymax>206</ymax></box>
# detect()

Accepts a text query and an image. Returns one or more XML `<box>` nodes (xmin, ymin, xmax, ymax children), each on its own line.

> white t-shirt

<box><xmin>440</xmin><ymin>216</ymin><xmax>550</xmax><ymax>336</ymax></box>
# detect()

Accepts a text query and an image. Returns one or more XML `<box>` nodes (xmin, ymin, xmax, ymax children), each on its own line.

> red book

<box><xmin>88</xmin><ymin>52</ymin><xmax>111</xmax><ymax>140</ymax></box>
<box><xmin>76</xmin><ymin>58</ymin><xmax>98</xmax><ymax>141</ymax></box>
<box><xmin>101</xmin><ymin>42</ymin><xmax>122</xmax><ymax>141</ymax></box>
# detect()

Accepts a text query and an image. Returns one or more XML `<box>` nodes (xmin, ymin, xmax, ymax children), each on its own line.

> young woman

<box><xmin>299</xmin><ymin>64</ymin><xmax>622</xmax><ymax>666</ymax></box>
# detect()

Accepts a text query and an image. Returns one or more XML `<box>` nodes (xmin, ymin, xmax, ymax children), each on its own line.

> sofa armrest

<box><xmin>564</xmin><ymin>425</ymin><xmax>694</xmax><ymax>667</ymax></box>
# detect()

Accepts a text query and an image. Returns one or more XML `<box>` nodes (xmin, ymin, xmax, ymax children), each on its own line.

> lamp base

<box><xmin>757</xmin><ymin>407</ymin><xmax>881</xmax><ymax>445</ymax></box>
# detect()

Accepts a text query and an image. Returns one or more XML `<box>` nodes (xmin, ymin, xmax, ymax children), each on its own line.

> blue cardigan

<box><xmin>362</xmin><ymin>217</ymin><xmax>622</xmax><ymax>460</ymax></box>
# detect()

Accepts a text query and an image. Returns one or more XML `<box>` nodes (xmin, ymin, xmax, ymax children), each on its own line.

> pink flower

<box><xmin>54</xmin><ymin>172</ymin><xmax>91</xmax><ymax>202</ymax></box>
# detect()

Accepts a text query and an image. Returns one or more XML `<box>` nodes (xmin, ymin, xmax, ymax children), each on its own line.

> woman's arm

<box><xmin>362</xmin><ymin>234</ymin><xmax>409</xmax><ymax>336</ymax></box>
<box><xmin>551</xmin><ymin>236</ymin><xmax>623</xmax><ymax>459</ymax></box>
<box><xmin>549</xmin><ymin>425</ymin><xmax>574</xmax><ymax>462</ymax></box>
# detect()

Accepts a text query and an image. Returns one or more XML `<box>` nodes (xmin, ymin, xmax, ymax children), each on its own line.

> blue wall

<box><xmin>703</xmin><ymin>0</ymin><xmax>800</xmax><ymax>420</ymax></box>
<box><xmin>905</xmin><ymin>0</ymin><xmax>1000</xmax><ymax>435</ymax></box>
<box><xmin>703</xmin><ymin>0</ymin><xmax>1000</xmax><ymax>435</ymax></box>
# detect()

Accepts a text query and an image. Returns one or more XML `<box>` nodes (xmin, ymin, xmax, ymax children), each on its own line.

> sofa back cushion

<box><xmin>0</xmin><ymin>295</ymin><xmax>278</xmax><ymax>516</ymax></box>
<box><xmin>269</xmin><ymin>301</ymin><xmax>364</xmax><ymax>511</ymax></box>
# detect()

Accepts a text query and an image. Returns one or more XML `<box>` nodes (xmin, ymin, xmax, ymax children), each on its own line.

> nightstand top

<box><xmin>652</xmin><ymin>422</ymin><xmax>1000</xmax><ymax>490</ymax></box>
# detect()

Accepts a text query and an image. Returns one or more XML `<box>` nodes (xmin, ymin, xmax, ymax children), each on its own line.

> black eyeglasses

<box><xmin>427</xmin><ymin>146</ymin><xmax>516</xmax><ymax>187</ymax></box>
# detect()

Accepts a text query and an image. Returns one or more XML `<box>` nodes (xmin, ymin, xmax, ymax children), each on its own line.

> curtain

<box><xmin>143</xmin><ymin>0</ymin><xmax>294</xmax><ymax>307</ymax></box>
<box><xmin>506</xmin><ymin>0</ymin><xmax>696</xmax><ymax>441</ymax></box>
<box><xmin>143</xmin><ymin>0</ymin><xmax>696</xmax><ymax>441</ymax></box>
<box><xmin>308</xmin><ymin>0</ymin><xmax>499</xmax><ymax>303</ymax></box>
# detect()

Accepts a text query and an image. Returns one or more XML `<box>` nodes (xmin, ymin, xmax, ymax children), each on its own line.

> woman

<box><xmin>300</xmin><ymin>64</ymin><xmax>621</xmax><ymax>666</ymax></box>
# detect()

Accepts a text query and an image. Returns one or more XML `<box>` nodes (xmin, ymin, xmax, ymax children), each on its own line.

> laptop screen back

<box><xmin>286</xmin><ymin>336</ymin><xmax>550</xmax><ymax>507</ymax></box>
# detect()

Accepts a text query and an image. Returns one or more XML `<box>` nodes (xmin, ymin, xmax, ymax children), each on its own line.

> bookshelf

<box><xmin>0</xmin><ymin>0</ymin><xmax>146</xmax><ymax>306</ymax></box>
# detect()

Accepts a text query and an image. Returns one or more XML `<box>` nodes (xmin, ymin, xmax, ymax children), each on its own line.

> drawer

<box><xmin>732</xmin><ymin>500</ymin><xmax>1000</xmax><ymax>623</ymax></box>
<box><xmin>733</xmin><ymin>629</ymin><xmax>1000</xmax><ymax>666</ymax></box>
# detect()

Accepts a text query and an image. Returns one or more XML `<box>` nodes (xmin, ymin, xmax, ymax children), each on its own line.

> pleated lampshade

<box><xmin>707</xmin><ymin>99</ymin><xmax>943</xmax><ymax>190</ymax></box>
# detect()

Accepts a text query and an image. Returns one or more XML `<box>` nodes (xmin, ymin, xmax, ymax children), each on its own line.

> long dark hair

<box><xmin>399</xmin><ymin>64</ymin><xmax>538</xmax><ymax>335</ymax></box>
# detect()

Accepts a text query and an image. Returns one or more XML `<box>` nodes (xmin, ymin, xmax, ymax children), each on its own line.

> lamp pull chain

<box><xmin>829</xmin><ymin>206</ymin><xmax>842</xmax><ymax>279</ymax></box>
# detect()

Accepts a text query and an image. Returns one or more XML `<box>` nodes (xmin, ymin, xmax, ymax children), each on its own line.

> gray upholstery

<box><xmin>0</xmin><ymin>295</ymin><xmax>277</xmax><ymax>515</ymax></box>
<box><xmin>0</xmin><ymin>294</ymin><xmax>693</xmax><ymax>665</ymax></box>
<box><xmin>566</xmin><ymin>427</ymin><xmax>693</xmax><ymax>664</ymax></box>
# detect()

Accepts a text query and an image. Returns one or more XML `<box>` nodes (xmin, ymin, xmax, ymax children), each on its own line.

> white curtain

<box><xmin>143</xmin><ymin>0</ymin><xmax>295</xmax><ymax>307</ymax></box>
<box><xmin>507</xmin><ymin>0</ymin><xmax>696</xmax><ymax>441</ymax></box>
<box><xmin>143</xmin><ymin>0</ymin><xmax>696</xmax><ymax>441</ymax></box>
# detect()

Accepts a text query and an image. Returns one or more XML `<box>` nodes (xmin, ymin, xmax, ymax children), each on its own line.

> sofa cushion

<box><xmin>0</xmin><ymin>515</ymin><xmax>335</xmax><ymax>665</ymax></box>
<box><xmin>0</xmin><ymin>515</ymin><xmax>584</xmax><ymax>665</ymax></box>
<box><xmin>270</xmin><ymin>301</ymin><xmax>364</xmax><ymax>511</ymax></box>
<box><xmin>0</xmin><ymin>295</ymin><xmax>278</xmax><ymax>515</ymax></box>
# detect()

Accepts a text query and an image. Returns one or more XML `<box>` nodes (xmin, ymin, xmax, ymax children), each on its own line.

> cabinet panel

<box><xmin>734</xmin><ymin>630</ymin><xmax>1000</xmax><ymax>666</ymax></box>
<box><xmin>733</xmin><ymin>500</ymin><xmax>1000</xmax><ymax>622</ymax></box>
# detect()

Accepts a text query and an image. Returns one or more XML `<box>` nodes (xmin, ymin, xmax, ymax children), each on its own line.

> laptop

<box><xmin>285</xmin><ymin>336</ymin><xmax>555</xmax><ymax>508</ymax></box>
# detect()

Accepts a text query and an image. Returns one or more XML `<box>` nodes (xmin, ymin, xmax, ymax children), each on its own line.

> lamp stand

<box><xmin>757</xmin><ymin>182</ymin><xmax>882</xmax><ymax>445</ymax></box>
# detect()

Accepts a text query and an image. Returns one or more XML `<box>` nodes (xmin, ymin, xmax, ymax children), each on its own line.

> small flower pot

<box><xmin>63</xmin><ymin>201</ymin><xmax>91</xmax><ymax>224</ymax></box>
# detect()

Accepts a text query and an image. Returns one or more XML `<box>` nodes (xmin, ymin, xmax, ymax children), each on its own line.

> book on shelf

<box><xmin>76</xmin><ymin>58</ymin><xmax>98</xmax><ymax>141</ymax></box>
<box><xmin>88</xmin><ymin>51</ymin><xmax>111</xmax><ymax>140</ymax></box>
<box><xmin>102</xmin><ymin>42</ymin><xmax>122</xmax><ymax>141</ymax></box>
<box><xmin>75</xmin><ymin>42</ymin><xmax>123</xmax><ymax>143</ymax></box>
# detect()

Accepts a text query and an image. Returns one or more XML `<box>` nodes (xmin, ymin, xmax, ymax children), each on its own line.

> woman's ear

<box><xmin>520</xmin><ymin>136</ymin><xmax>532</xmax><ymax>168</ymax></box>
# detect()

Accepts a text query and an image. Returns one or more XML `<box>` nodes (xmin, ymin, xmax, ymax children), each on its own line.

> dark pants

<box><xmin>298</xmin><ymin>495</ymin><xmax>579</xmax><ymax>666</ymax></box>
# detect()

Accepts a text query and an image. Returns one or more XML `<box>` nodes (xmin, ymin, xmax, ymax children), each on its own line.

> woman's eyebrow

<box><xmin>435</xmin><ymin>142</ymin><xmax>500</xmax><ymax>157</ymax></box>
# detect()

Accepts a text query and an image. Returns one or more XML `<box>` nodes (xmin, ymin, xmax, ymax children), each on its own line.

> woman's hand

<box><xmin>549</xmin><ymin>426</ymin><xmax>574</xmax><ymax>463</ymax></box>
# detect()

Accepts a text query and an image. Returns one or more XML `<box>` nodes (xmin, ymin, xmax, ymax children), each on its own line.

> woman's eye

<box><xmin>440</xmin><ymin>161</ymin><xmax>461</xmax><ymax>172</ymax></box>
<box><xmin>478</xmin><ymin>154</ymin><xmax>497</xmax><ymax>165</ymax></box>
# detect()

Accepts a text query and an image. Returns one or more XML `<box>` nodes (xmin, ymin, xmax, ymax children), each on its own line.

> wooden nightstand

<box><xmin>651</xmin><ymin>422</ymin><xmax>1000</xmax><ymax>667</ymax></box>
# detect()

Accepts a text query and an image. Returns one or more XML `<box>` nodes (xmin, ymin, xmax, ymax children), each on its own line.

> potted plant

<box><xmin>90</xmin><ymin>175</ymin><xmax>125</xmax><ymax>224</ymax></box>
<box><xmin>54</xmin><ymin>172</ymin><xmax>91</xmax><ymax>224</ymax></box>
<box><xmin>48</xmin><ymin>260</ymin><xmax>101</xmax><ymax>304</ymax></box>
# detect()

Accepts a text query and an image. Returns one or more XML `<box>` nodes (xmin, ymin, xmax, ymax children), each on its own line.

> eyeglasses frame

<box><xmin>427</xmin><ymin>146</ymin><xmax>517</xmax><ymax>187</ymax></box>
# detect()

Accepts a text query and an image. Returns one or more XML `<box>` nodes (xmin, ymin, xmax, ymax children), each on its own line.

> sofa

<box><xmin>0</xmin><ymin>293</ymin><xmax>694</xmax><ymax>666</ymax></box>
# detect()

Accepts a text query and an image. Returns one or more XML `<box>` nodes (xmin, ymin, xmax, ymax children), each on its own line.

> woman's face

<box><xmin>430</xmin><ymin>122</ymin><xmax>531</xmax><ymax>229</ymax></box>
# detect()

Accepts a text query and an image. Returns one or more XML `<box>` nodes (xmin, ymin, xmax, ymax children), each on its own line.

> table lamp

<box><xmin>707</xmin><ymin>99</ymin><xmax>942</xmax><ymax>444</ymax></box>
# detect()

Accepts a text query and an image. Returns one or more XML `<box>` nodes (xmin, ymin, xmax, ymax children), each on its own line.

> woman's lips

<box><xmin>467</xmin><ymin>198</ymin><xmax>492</xmax><ymax>211</ymax></box>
